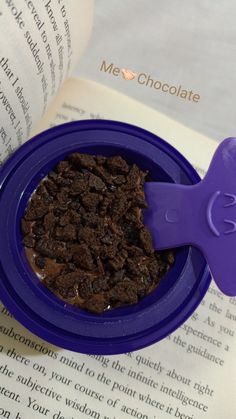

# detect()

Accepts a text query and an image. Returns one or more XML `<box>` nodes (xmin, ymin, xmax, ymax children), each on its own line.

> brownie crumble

<box><xmin>21</xmin><ymin>153</ymin><xmax>174</xmax><ymax>313</ymax></box>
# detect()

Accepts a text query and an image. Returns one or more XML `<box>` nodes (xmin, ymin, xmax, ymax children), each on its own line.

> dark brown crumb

<box><xmin>35</xmin><ymin>256</ymin><xmax>46</xmax><ymax>269</ymax></box>
<box><xmin>21</xmin><ymin>152</ymin><xmax>174</xmax><ymax>313</ymax></box>
<box><xmin>22</xmin><ymin>235</ymin><xmax>35</xmax><ymax>248</ymax></box>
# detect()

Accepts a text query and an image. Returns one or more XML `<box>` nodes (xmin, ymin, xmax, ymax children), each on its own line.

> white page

<box><xmin>1</xmin><ymin>79</ymin><xmax>235</xmax><ymax>419</ymax></box>
<box><xmin>0</xmin><ymin>0</ymin><xmax>93</xmax><ymax>163</ymax></box>
<box><xmin>76</xmin><ymin>1</ymin><xmax>236</xmax><ymax>142</ymax></box>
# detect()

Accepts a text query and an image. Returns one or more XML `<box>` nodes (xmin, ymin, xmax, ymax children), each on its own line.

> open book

<box><xmin>0</xmin><ymin>2</ymin><xmax>235</xmax><ymax>419</ymax></box>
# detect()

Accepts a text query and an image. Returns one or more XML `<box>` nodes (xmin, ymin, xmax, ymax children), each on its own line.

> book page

<box><xmin>35</xmin><ymin>78</ymin><xmax>217</xmax><ymax>173</ymax></box>
<box><xmin>1</xmin><ymin>79</ymin><xmax>235</xmax><ymax>419</ymax></box>
<box><xmin>0</xmin><ymin>0</ymin><xmax>93</xmax><ymax>163</ymax></box>
<box><xmin>76</xmin><ymin>1</ymin><xmax>236</xmax><ymax>142</ymax></box>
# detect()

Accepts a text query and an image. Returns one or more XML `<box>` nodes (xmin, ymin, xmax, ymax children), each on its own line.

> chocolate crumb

<box><xmin>35</xmin><ymin>257</ymin><xmax>46</xmax><ymax>269</ymax></box>
<box><xmin>21</xmin><ymin>152</ymin><xmax>174</xmax><ymax>313</ymax></box>
<box><xmin>22</xmin><ymin>235</ymin><xmax>35</xmax><ymax>248</ymax></box>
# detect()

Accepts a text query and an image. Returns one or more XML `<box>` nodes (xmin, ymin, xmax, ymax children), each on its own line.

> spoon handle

<box><xmin>144</xmin><ymin>137</ymin><xmax>236</xmax><ymax>296</ymax></box>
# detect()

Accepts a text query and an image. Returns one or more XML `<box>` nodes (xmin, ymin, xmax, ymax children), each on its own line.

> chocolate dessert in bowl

<box><xmin>0</xmin><ymin>120</ymin><xmax>211</xmax><ymax>354</ymax></box>
<box><xmin>21</xmin><ymin>152</ymin><xmax>174</xmax><ymax>314</ymax></box>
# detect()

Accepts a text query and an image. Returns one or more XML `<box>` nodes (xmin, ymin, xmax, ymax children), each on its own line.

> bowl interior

<box><xmin>16</xmin><ymin>143</ymin><xmax>189</xmax><ymax>318</ymax></box>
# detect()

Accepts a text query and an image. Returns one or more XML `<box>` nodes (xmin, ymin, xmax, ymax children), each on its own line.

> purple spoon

<box><xmin>144</xmin><ymin>137</ymin><xmax>236</xmax><ymax>297</ymax></box>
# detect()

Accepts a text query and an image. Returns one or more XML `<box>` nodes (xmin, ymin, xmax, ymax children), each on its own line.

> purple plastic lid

<box><xmin>0</xmin><ymin>120</ymin><xmax>211</xmax><ymax>354</ymax></box>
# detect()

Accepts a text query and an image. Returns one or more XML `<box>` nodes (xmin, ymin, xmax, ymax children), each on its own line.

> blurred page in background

<box><xmin>75</xmin><ymin>0</ymin><xmax>236</xmax><ymax>142</ymax></box>
<box><xmin>0</xmin><ymin>0</ymin><xmax>93</xmax><ymax>162</ymax></box>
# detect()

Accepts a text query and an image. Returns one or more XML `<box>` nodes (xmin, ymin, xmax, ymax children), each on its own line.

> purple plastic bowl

<box><xmin>0</xmin><ymin>120</ymin><xmax>211</xmax><ymax>354</ymax></box>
